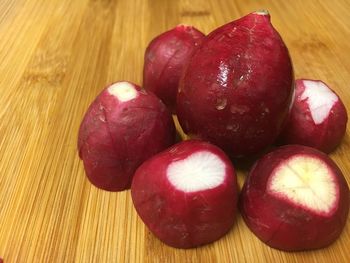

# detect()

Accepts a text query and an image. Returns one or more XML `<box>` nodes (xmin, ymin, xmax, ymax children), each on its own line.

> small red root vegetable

<box><xmin>240</xmin><ymin>145</ymin><xmax>349</xmax><ymax>251</ymax></box>
<box><xmin>78</xmin><ymin>81</ymin><xmax>175</xmax><ymax>191</ymax></box>
<box><xmin>143</xmin><ymin>25</ymin><xmax>205</xmax><ymax>112</ymax></box>
<box><xmin>279</xmin><ymin>79</ymin><xmax>348</xmax><ymax>153</ymax></box>
<box><xmin>177</xmin><ymin>11</ymin><xmax>294</xmax><ymax>157</ymax></box>
<box><xmin>131</xmin><ymin>140</ymin><xmax>238</xmax><ymax>248</ymax></box>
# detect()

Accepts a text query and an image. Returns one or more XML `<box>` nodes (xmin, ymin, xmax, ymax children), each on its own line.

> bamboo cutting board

<box><xmin>0</xmin><ymin>0</ymin><xmax>350</xmax><ymax>262</ymax></box>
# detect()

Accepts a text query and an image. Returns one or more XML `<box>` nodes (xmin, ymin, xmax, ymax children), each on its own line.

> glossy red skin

<box><xmin>239</xmin><ymin>145</ymin><xmax>350</xmax><ymax>251</ymax></box>
<box><xmin>177</xmin><ymin>12</ymin><xmax>294</xmax><ymax>157</ymax></box>
<box><xmin>131</xmin><ymin>140</ymin><xmax>238</xmax><ymax>248</ymax></box>
<box><xmin>278</xmin><ymin>79</ymin><xmax>348</xmax><ymax>153</ymax></box>
<box><xmin>78</xmin><ymin>82</ymin><xmax>176</xmax><ymax>191</ymax></box>
<box><xmin>143</xmin><ymin>25</ymin><xmax>205</xmax><ymax>113</ymax></box>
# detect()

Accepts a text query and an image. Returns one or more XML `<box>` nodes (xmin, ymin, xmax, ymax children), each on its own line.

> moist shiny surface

<box><xmin>177</xmin><ymin>12</ymin><xmax>294</xmax><ymax>156</ymax></box>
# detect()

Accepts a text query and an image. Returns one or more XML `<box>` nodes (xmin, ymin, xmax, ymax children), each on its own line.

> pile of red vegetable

<box><xmin>78</xmin><ymin>11</ymin><xmax>349</xmax><ymax>251</ymax></box>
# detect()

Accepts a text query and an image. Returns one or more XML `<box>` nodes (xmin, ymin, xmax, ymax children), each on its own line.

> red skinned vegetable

<box><xmin>279</xmin><ymin>79</ymin><xmax>348</xmax><ymax>153</ymax></box>
<box><xmin>143</xmin><ymin>25</ymin><xmax>205</xmax><ymax>113</ymax></box>
<box><xmin>177</xmin><ymin>11</ymin><xmax>294</xmax><ymax>157</ymax></box>
<box><xmin>131</xmin><ymin>140</ymin><xmax>238</xmax><ymax>248</ymax></box>
<box><xmin>240</xmin><ymin>145</ymin><xmax>350</xmax><ymax>251</ymax></box>
<box><xmin>78</xmin><ymin>81</ymin><xmax>175</xmax><ymax>191</ymax></box>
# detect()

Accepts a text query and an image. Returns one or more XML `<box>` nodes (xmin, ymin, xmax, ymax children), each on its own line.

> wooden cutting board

<box><xmin>0</xmin><ymin>0</ymin><xmax>349</xmax><ymax>262</ymax></box>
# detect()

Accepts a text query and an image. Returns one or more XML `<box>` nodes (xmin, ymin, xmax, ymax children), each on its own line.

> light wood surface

<box><xmin>1</xmin><ymin>0</ymin><xmax>350</xmax><ymax>262</ymax></box>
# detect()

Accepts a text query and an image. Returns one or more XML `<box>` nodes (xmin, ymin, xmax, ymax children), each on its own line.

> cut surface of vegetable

<box><xmin>268</xmin><ymin>155</ymin><xmax>338</xmax><ymax>215</ymax></box>
<box><xmin>240</xmin><ymin>145</ymin><xmax>349</xmax><ymax>251</ymax></box>
<box><xmin>167</xmin><ymin>151</ymin><xmax>226</xmax><ymax>192</ymax></box>
<box><xmin>131</xmin><ymin>140</ymin><xmax>238</xmax><ymax>248</ymax></box>
<box><xmin>279</xmin><ymin>79</ymin><xmax>347</xmax><ymax>153</ymax></box>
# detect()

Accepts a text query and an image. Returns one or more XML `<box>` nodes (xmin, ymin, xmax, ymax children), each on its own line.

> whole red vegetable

<box><xmin>177</xmin><ymin>11</ymin><xmax>294</xmax><ymax>157</ymax></box>
<box><xmin>143</xmin><ymin>25</ymin><xmax>205</xmax><ymax>113</ymax></box>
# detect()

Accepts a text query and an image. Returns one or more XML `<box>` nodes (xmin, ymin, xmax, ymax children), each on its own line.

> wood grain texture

<box><xmin>0</xmin><ymin>0</ymin><xmax>349</xmax><ymax>262</ymax></box>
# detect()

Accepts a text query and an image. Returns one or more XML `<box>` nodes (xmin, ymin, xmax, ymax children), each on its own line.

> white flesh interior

<box><xmin>108</xmin><ymin>82</ymin><xmax>138</xmax><ymax>102</ymax></box>
<box><xmin>301</xmin><ymin>80</ymin><xmax>338</xmax><ymax>124</ymax></box>
<box><xmin>254</xmin><ymin>10</ymin><xmax>269</xmax><ymax>16</ymax></box>
<box><xmin>268</xmin><ymin>155</ymin><xmax>337</xmax><ymax>214</ymax></box>
<box><xmin>167</xmin><ymin>151</ymin><xmax>226</xmax><ymax>193</ymax></box>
